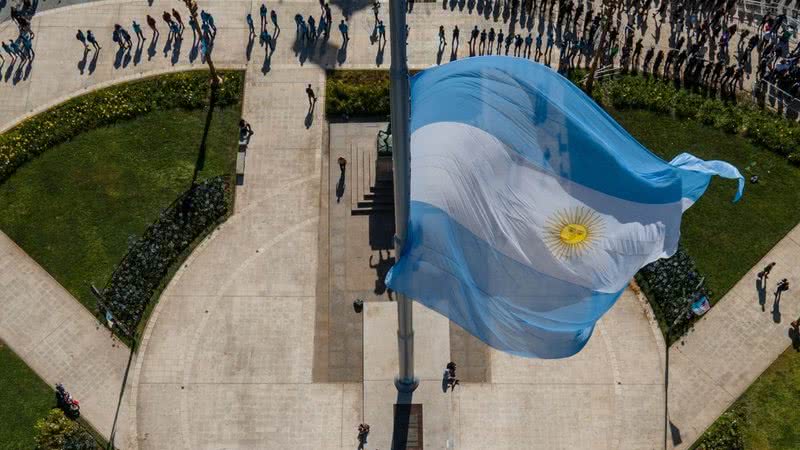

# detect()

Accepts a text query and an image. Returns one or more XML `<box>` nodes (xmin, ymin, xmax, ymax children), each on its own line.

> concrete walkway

<box><xmin>667</xmin><ymin>224</ymin><xmax>800</xmax><ymax>449</ymax></box>
<box><xmin>0</xmin><ymin>232</ymin><xmax>132</xmax><ymax>444</ymax></box>
<box><xmin>0</xmin><ymin>1</ymin><xmax>789</xmax><ymax>449</ymax></box>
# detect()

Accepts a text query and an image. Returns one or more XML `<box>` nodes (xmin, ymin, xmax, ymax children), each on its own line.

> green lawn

<box><xmin>0</xmin><ymin>107</ymin><xmax>239</xmax><ymax>313</ymax></box>
<box><xmin>0</xmin><ymin>341</ymin><xmax>54</xmax><ymax>450</ymax></box>
<box><xmin>736</xmin><ymin>345</ymin><xmax>800</xmax><ymax>449</ymax></box>
<box><xmin>612</xmin><ymin>109</ymin><xmax>800</xmax><ymax>301</ymax></box>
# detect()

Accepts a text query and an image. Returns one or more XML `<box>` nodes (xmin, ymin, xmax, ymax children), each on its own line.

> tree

<box><xmin>180</xmin><ymin>0</ymin><xmax>222</xmax><ymax>87</ymax></box>
<box><xmin>34</xmin><ymin>409</ymin><xmax>97</xmax><ymax>450</ymax></box>
<box><xmin>34</xmin><ymin>409</ymin><xmax>78</xmax><ymax>450</ymax></box>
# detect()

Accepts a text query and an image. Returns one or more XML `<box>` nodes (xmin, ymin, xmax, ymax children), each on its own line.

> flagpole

<box><xmin>388</xmin><ymin>0</ymin><xmax>418</xmax><ymax>393</ymax></box>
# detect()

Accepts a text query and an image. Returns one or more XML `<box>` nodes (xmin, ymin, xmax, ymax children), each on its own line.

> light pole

<box><xmin>388</xmin><ymin>0</ymin><xmax>418</xmax><ymax>393</ymax></box>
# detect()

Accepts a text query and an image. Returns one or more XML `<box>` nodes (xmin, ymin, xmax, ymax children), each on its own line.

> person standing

<box><xmin>452</xmin><ymin>25</ymin><xmax>460</xmax><ymax>49</ymax></box>
<box><xmin>759</xmin><ymin>262</ymin><xmax>776</xmax><ymax>280</ymax></box>
<box><xmin>271</xmin><ymin>9</ymin><xmax>280</xmax><ymax>33</ymax></box>
<box><xmin>377</xmin><ymin>20</ymin><xmax>386</xmax><ymax>44</ymax></box>
<box><xmin>306</xmin><ymin>84</ymin><xmax>317</xmax><ymax>110</ymax></box>
<box><xmin>171</xmin><ymin>8</ymin><xmax>185</xmax><ymax>33</ymax></box>
<box><xmin>146</xmin><ymin>15</ymin><xmax>159</xmax><ymax>39</ymax></box>
<box><xmin>339</xmin><ymin>19</ymin><xmax>349</xmax><ymax>42</ymax></box>
<box><xmin>76</xmin><ymin>29</ymin><xmax>88</xmax><ymax>49</ymax></box>
<box><xmin>438</xmin><ymin>25</ymin><xmax>446</xmax><ymax>48</ymax></box>
<box><xmin>86</xmin><ymin>30</ymin><xmax>101</xmax><ymax>50</ymax></box>
<box><xmin>357</xmin><ymin>424</ymin><xmax>370</xmax><ymax>450</ymax></box>
<box><xmin>246</xmin><ymin>13</ymin><xmax>255</xmax><ymax>36</ymax></box>
<box><xmin>260</xmin><ymin>3</ymin><xmax>268</xmax><ymax>32</ymax></box>
<box><xmin>132</xmin><ymin>21</ymin><xmax>145</xmax><ymax>41</ymax></box>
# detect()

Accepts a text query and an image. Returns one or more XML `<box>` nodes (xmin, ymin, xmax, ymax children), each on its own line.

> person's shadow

<box><xmin>772</xmin><ymin>290</ymin><xmax>783</xmax><ymax>323</ymax></box>
<box><xmin>436</xmin><ymin>44</ymin><xmax>444</xmax><ymax>65</ymax></box>
<box><xmin>246</xmin><ymin>32</ymin><xmax>255</xmax><ymax>61</ymax></box>
<box><xmin>133</xmin><ymin>41</ymin><xmax>143</xmax><ymax>65</ymax></box>
<box><xmin>122</xmin><ymin>47</ymin><xmax>132</xmax><ymax>68</ymax></box>
<box><xmin>369</xmin><ymin>250</ymin><xmax>395</xmax><ymax>297</ymax></box>
<box><xmin>335</xmin><ymin>168</ymin><xmax>345</xmax><ymax>202</ymax></box>
<box><xmin>337</xmin><ymin>39</ymin><xmax>348</xmax><ymax>65</ymax></box>
<box><xmin>148</xmin><ymin>34</ymin><xmax>158</xmax><ymax>61</ymax></box>
<box><xmin>261</xmin><ymin>41</ymin><xmax>274</xmax><ymax>75</ymax></box>
<box><xmin>757</xmin><ymin>277</ymin><xmax>767</xmax><ymax>311</ymax></box>
<box><xmin>375</xmin><ymin>39</ymin><xmax>385</xmax><ymax>66</ymax></box>
<box><xmin>88</xmin><ymin>49</ymin><xmax>99</xmax><ymax>74</ymax></box>
<box><xmin>113</xmin><ymin>46</ymin><xmax>125</xmax><ymax>69</ymax></box>
<box><xmin>441</xmin><ymin>370</ymin><xmax>449</xmax><ymax>393</ymax></box>
<box><xmin>77</xmin><ymin>48</ymin><xmax>88</xmax><ymax>74</ymax></box>
<box><xmin>305</xmin><ymin>100</ymin><xmax>316</xmax><ymax>129</ymax></box>
<box><xmin>171</xmin><ymin>38</ymin><xmax>182</xmax><ymax>65</ymax></box>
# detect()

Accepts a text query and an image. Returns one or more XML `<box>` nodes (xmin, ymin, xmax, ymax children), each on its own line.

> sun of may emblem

<box><xmin>544</xmin><ymin>206</ymin><xmax>605</xmax><ymax>259</ymax></box>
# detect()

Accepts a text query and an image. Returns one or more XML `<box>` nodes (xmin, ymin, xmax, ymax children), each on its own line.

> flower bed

<box><xmin>101</xmin><ymin>176</ymin><xmax>230</xmax><ymax>332</ymax></box>
<box><xmin>0</xmin><ymin>70</ymin><xmax>243</xmax><ymax>183</ymax></box>
<box><xmin>635</xmin><ymin>247</ymin><xmax>709</xmax><ymax>343</ymax></box>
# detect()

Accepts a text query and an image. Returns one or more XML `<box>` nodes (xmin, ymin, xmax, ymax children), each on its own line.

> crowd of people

<box><xmin>431</xmin><ymin>0</ymin><xmax>799</xmax><ymax>98</ymax></box>
<box><xmin>2</xmin><ymin>0</ymin><xmax>37</xmax><ymax>67</ymax></box>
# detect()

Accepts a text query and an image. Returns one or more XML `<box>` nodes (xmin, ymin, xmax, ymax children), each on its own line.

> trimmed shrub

<box><xmin>326</xmin><ymin>70</ymin><xmax>390</xmax><ymax>118</ymax></box>
<box><xmin>691</xmin><ymin>406</ymin><xmax>745</xmax><ymax>450</ymax></box>
<box><xmin>590</xmin><ymin>75</ymin><xmax>800</xmax><ymax>165</ymax></box>
<box><xmin>634</xmin><ymin>247</ymin><xmax>708</xmax><ymax>342</ymax></box>
<box><xmin>102</xmin><ymin>176</ymin><xmax>230</xmax><ymax>332</ymax></box>
<box><xmin>0</xmin><ymin>70</ymin><xmax>243</xmax><ymax>183</ymax></box>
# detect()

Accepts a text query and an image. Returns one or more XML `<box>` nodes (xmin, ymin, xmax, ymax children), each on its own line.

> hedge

<box><xmin>101</xmin><ymin>176</ymin><xmax>230</xmax><ymax>332</ymax></box>
<box><xmin>0</xmin><ymin>70</ymin><xmax>243</xmax><ymax>183</ymax></box>
<box><xmin>326</xmin><ymin>70</ymin><xmax>390</xmax><ymax>118</ymax></box>
<box><xmin>593</xmin><ymin>75</ymin><xmax>800</xmax><ymax>165</ymax></box>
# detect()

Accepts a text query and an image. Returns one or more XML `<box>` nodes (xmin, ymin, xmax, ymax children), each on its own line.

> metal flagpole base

<box><xmin>394</xmin><ymin>376</ymin><xmax>419</xmax><ymax>393</ymax></box>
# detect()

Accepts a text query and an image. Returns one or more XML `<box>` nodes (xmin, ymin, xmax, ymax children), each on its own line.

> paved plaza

<box><xmin>0</xmin><ymin>0</ymin><xmax>798</xmax><ymax>449</ymax></box>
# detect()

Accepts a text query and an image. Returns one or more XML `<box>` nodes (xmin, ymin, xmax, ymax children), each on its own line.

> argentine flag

<box><xmin>385</xmin><ymin>57</ymin><xmax>743</xmax><ymax>358</ymax></box>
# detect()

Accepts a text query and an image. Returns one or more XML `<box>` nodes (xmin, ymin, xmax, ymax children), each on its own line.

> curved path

<box><xmin>1</xmin><ymin>1</ymin><xmax>667</xmax><ymax>449</ymax></box>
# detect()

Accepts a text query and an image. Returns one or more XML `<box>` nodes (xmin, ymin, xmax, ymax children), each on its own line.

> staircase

<box><xmin>350</xmin><ymin>144</ymin><xmax>394</xmax><ymax>216</ymax></box>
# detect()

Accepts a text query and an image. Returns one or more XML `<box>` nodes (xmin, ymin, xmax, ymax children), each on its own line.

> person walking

<box><xmin>271</xmin><ymin>9</ymin><xmax>280</xmax><ymax>33</ymax></box>
<box><xmin>496</xmin><ymin>29</ymin><xmax>504</xmax><ymax>55</ymax></box>
<box><xmin>306</xmin><ymin>84</ymin><xmax>317</xmax><ymax>110</ymax></box>
<box><xmin>86</xmin><ymin>30</ymin><xmax>101</xmax><ymax>50</ymax></box>
<box><xmin>452</xmin><ymin>25</ymin><xmax>459</xmax><ymax>49</ymax></box>
<box><xmin>377</xmin><ymin>20</ymin><xmax>386</xmax><ymax>44</ymax></box>
<box><xmin>132</xmin><ymin>20</ymin><xmax>145</xmax><ymax>41</ymax></box>
<box><xmin>323</xmin><ymin>3</ymin><xmax>331</xmax><ymax>31</ymax></box>
<box><xmin>162</xmin><ymin>11</ymin><xmax>174</xmax><ymax>28</ymax></box>
<box><xmin>76</xmin><ymin>29</ymin><xmax>88</xmax><ymax>49</ymax></box>
<box><xmin>2</xmin><ymin>41</ymin><xmax>15</xmax><ymax>62</ymax></box>
<box><xmin>357</xmin><ymin>424</ymin><xmax>370</xmax><ymax>450</ymax></box>
<box><xmin>260</xmin><ymin>3</ymin><xmax>268</xmax><ymax>32</ymax></box>
<box><xmin>438</xmin><ymin>25</ymin><xmax>446</xmax><ymax>48</ymax></box>
<box><xmin>469</xmin><ymin>25</ymin><xmax>479</xmax><ymax>53</ymax></box>
<box><xmin>339</xmin><ymin>19</ymin><xmax>349</xmax><ymax>42</ymax></box>
<box><xmin>120</xmin><ymin>27</ymin><xmax>133</xmax><ymax>48</ymax></box>
<box><xmin>372</xmin><ymin>0</ymin><xmax>381</xmax><ymax>22</ymax></box>
<box><xmin>246</xmin><ymin>13</ymin><xmax>255</xmax><ymax>36</ymax></box>
<box><xmin>171</xmin><ymin>8</ymin><xmax>184</xmax><ymax>33</ymax></box>
<box><xmin>759</xmin><ymin>262</ymin><xmax>776</xmax><ymax>280</ymax></box>
<box><xmin>146</xmin><ymin>14</ymin><xmax>159</xmax><ymax>38</ymax></box>
<box><xmin>479</xmin><ymin>28</ymin><xmax>487</xmax><ymax>55</ymax></box>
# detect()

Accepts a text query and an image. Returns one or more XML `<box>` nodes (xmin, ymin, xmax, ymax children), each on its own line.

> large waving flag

<box><xmin>385</xmin><ymin>57</ymin><xmax>743</xmax><ymax>358</ymax></box>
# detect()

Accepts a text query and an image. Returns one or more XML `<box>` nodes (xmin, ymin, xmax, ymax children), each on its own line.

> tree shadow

<box><xmin>330</xmin><ymin>0</ymin><xmax>371</xmax><ymax>20</ymax></box>
<box><xmin>191</xmin><ymin>87</ymin><xmax>218</xmax><ymax>186</ymax></box>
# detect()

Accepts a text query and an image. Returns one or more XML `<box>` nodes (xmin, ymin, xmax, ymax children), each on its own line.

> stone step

<box><xmin>351</xmin><ymin>204</ymin><xmax>394</xmax><ymax>215</ymax></box>
<box><xmin>357</xmin><ymin>199</ymin><xmax>394</xmax><ymax>209</ymax></box>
